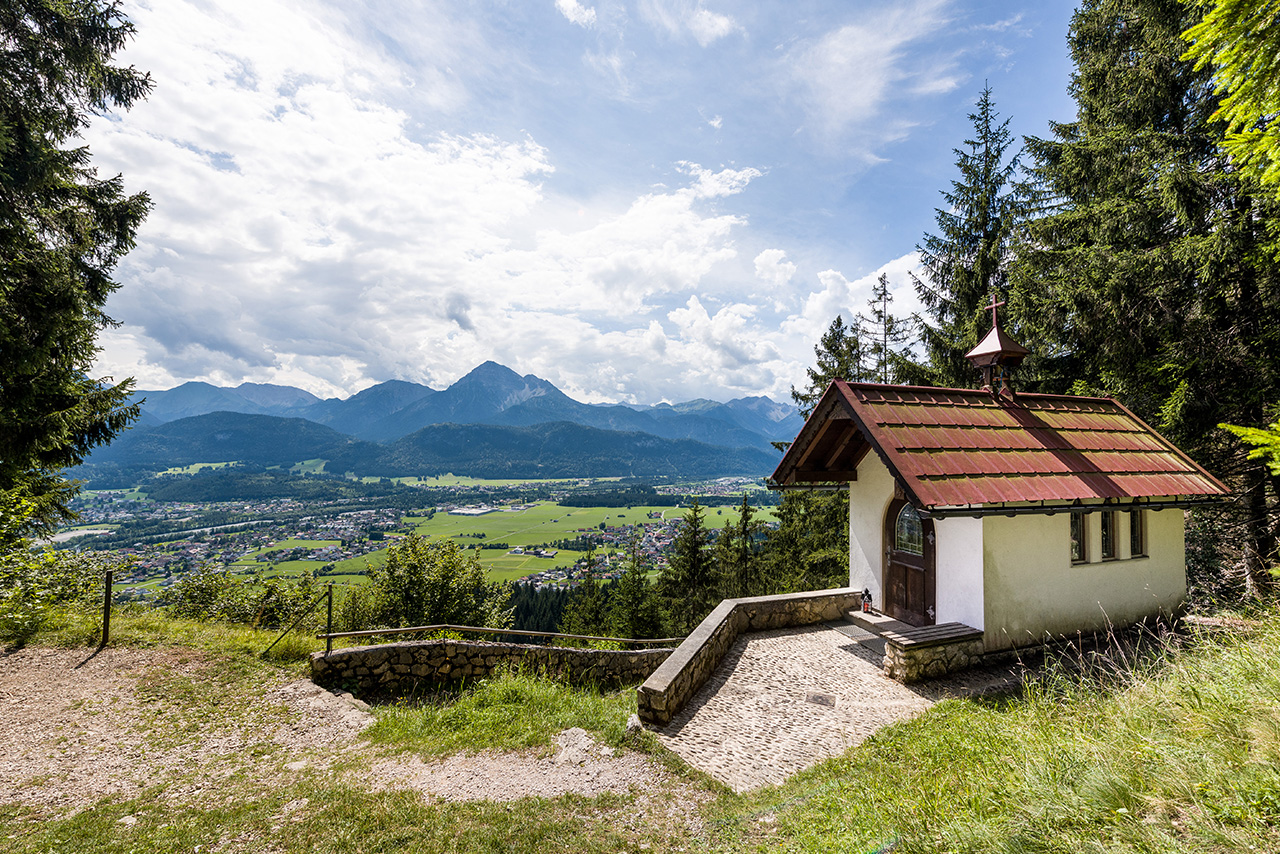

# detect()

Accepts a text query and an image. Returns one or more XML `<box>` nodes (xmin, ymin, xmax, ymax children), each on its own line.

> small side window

<box><xmin>1100</xmin><ymin>511</ymin><xmax>1117</xmax><ymax>560</ymax></box>
<box><xmin>1070</xmin><ymin>512</ymin><xmax>1087</xmax><ymax>563</ymax></box>
<box><xmin>1129</xmin><ymin>509</ymin><xmax>1146</xmax><ymax>557</ymax></box>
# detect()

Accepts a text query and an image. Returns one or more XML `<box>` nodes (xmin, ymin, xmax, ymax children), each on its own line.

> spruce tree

<box><xmin>766</xmin><ymin>314</ymin><xmax>856</xmax><ymax>594</ymax></box>
<box><xmin>861</xmin><ymin>273</ymin><xmax>912</xmax><ymax>385</ymax></box>
<box><xmin>606</xmin><ymin>528</ymin><xmax>662</xmax><ymax>639</ymax></box>
<box><xmin>1183</xmin><ymin>0</ymin><xmax>1280</xmax><ymax>193</ymax></box>
<box><xmin>904</xmin><ymin>84</ymin><xmax>1022</xmax><ymax>389</ymax></box>
<box><xmin>0</xmin><ymin>1</ymin><xmax>152</xmax><ymax>534</ymax></box>
<box><xmin>1019</xmin><ymin>0</ymin><xmax>1280</xmax><ymax>595</ymax></box>
<box><xmin>559</xmin><ymin>549</ymin><xmax>610</xmax><ymax>637</ymax></box>
<box><xmin>714</xmin><ymin>496</ymin><xmax>765</xmax><ymax>599</ymax></box>
<box><xmin>657</xmin><ymin>501</ymin><xmax>717</xmax><ymax>635</ymax></box>
<box><xmin>759</xmin><ymin>489</ymin><xmax>850</xmax><ymax>593</ymax></box>
<box><xmin>789</xmin><ymin>315</ymin><xmax>867</xmax><ymax>419</ymax></box>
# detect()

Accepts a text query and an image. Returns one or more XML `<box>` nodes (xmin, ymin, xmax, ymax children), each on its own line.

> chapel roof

<box><xmin>769</xmin><ymin>380</ymin><xmax>1229</xmax><ymax>516</ymax></box>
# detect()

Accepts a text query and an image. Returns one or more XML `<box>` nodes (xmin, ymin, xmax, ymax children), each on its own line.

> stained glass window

<box><xmin>895</xmin><ymin>505</ymin><xmax>924</xmax><ymax>556</ymax></box>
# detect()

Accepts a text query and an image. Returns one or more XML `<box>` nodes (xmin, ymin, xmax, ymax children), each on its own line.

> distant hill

<box><xmin>324</xmin><ymin>421</ymin><xmax>779</xmax><ymax>479</ymax></box>
<box><xmin>92</xmin><ymin>412</ymin><xmax>359</xmax><ymax>467</ymax></box>
<box><xmin>232</xmin><ymin>382</ymin><xmax>322</xmax><ymax>410</ymax></box>
<box><xmin>352</xmin><ymin>362</ymin><xmax>568</xmax><ymax>441</ymax></box>
<box><xmin>130</xmin><ymin>381</ymin><xmax>275</xmax><ymax>422</ymax></box>
<box><xmin>88</xmin><ymin>411</ymin><xmax>775</xmax><ymax>478</ymax></box>
<box><xmin>124</xmin><ymin>362</ymin><xmax>802</xmax><ymax>450</ymax></box>
<box><xmin>293</xmin><ymin>379</ymin><xmax>437</xmax><ymax>438</ymax></box>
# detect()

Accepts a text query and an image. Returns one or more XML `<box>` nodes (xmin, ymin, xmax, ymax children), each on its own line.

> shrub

<box><xmin>0</xmin><ymin>548</ymin><xmax>110</xmax><ymax>644</ymax></box>
<box><xmin>361</xmin><ymin>535</ymin><xmax>512</xmax><ymax>632</ymax></box>
<box><xmin>157</xmin><ymin>565</ymin><xmax>321</xmax><ymax>629</ymax></box>
<box><xmin>0</xmin><ymin>493</ymin><xmax>114</xmax><ymax>644</ymax></box>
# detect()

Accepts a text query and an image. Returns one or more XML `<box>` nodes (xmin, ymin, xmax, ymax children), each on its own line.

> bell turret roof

<box><xmin>966</xmin><ymin>295</ymin><xmax>1029</xmax><ymax>366</ymax></box>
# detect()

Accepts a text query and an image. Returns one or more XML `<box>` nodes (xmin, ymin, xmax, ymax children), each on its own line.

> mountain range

<box><xmin>95</xmin><ymin>362</ymin><xmax>802</xmax><ymax>478</ymax></box>
<box><xmin>129</xmin><ymin>361</ymin><xmax>801</xmax><ymax>448</ymax></box>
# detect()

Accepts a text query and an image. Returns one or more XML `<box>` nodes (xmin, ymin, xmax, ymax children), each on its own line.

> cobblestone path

<box><xmin>654</xmin><ymin>623</ymin><xmax>1016</xmax><ymax>792</ymax></box>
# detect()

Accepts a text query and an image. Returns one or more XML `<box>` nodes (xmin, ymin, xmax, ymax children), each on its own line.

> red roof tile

<box><xmin>771</xmin><ymin>381</ymin><xmax>1229</xmax><ymax>510</ymax></box>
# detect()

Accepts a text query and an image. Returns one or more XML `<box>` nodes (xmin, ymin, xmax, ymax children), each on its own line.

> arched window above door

<box><xmin>895</xmin><ymin>504</ymin><xmax>924</xmax><ymax>556</ymax></box>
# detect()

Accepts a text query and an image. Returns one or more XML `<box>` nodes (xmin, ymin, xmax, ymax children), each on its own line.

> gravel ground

<box><xmin>369</xmin><ymin>728</ymin><xmax>677</xmax><ymax>802</ymax></box>
<box><xmin>0</xmin><ymin>646</ymin><xmax>693</xmax><ymax>816</ymax></box>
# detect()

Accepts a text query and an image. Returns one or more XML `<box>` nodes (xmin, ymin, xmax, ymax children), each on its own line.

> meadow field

<box><xmin>221</xmin><ymin>499</ymin><xmax>778</xmax><ymax>586</ymax></box>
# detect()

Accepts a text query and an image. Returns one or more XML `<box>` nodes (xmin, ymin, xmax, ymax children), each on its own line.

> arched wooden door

<box><xmin>884</xmin><ymin>498</ymin><xmax>936</xmax><ymax>627</ymax></box>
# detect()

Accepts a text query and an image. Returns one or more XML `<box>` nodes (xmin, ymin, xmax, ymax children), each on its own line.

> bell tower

<box><xmin>964</xmin><ymin>294</ymin><xmax>1029</xmax><ymax>395</ymax></box>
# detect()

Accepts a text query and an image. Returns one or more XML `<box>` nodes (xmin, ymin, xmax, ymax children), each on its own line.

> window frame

<box><xmin>1100</xmin><ymin>510</ymin><xmax>1118</xmax><ymax>560</ymax></box>
<box><xmin>1129</xmin><ymin>508</ymin><xmax>1146</xmax><ymax>558</ymax></box>
<box><xmin>1070</xmin><ymin>511</ymin><xmax>1087</xmax><ymax>564</ymax></box>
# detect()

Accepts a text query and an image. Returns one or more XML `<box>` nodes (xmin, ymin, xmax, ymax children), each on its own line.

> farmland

<box><xmin>228</xmin><ymin>501</ymin><xmax>778</xmax><ymax>586</ymax></box>
<box><xmin>66</xmin><ymin>475</ymin><xmax>779</xmax><ymax>596</ymax></box>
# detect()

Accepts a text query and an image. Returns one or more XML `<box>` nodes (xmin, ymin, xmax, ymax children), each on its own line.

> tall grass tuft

<box><xmin>15</xmin><ymin>603</ymin><xmax>325</xmax><ymax>665</ymax></box>
<box><xmin>365</xmin><ymin>667</ymin><xmax>643</xmax><ymax>757</ymax></box>
<box><xmin>715</xmin><ymin>615</ymin><xmax>1280</xmax><ymax>853</ymax></box>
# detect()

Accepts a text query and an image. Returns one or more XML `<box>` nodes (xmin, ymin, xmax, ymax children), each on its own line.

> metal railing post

<box><xmin>98</xmin><ymin>569</ymin><xmax>113</xmax><ymax>650</ymax></box>
<box><xmin>326</xmin><ymin>584</ymin><xmax>334</xmax><ymax>655</ymax></box>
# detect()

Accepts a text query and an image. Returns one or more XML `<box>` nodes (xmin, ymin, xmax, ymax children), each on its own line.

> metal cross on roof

<box><xmin>985</xmin><ymin>293</ymin><xmax>1005</xmax><ymax>327</ymax></box>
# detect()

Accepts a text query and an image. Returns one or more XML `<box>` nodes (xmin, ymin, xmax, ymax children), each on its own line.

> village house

<box><xmin>771</xmin><ymin>309</ymin><xmax>1229</xmax><ymax>654</ymax></box>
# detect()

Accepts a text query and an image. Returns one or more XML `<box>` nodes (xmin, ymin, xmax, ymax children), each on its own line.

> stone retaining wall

<box><xmin>310</xmin><ymin>639</ymin><xmax>673</xmax><ymax>696</ymax></box>
<box><xmin>636</xmin><ymin>588</ymin><xmax>863</xmax><ymax>726</ymax></box>
<box><xmin>882</xmin><ymin>635</ymin><xmax>985</xmax><ymax>682</ymax></box>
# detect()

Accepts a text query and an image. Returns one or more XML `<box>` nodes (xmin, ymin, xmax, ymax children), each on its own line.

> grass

<box><xmin>159</xmin><ymin>461</ymin><xmax>238</xmax><ymax>475</ymax></box>
<box><xmin>11</xmin><ymin>601</ymin><xmax>1280</xmax><ymax>852</ymax></box>
<box><xmin>707</xmin><ymin>619</ymin><xmax>1280</xmax><ymax>852</ymax></box>
<box><xmin>2</xmin><ymin>782</ymin><xmax>696</xmax><ymax>854</ymax></box>
<box><xmin>249</xmin><ymin>537</ymin><xmax>342</xmax><ymax>554</ymax></box>
<box><xmin>2</xmin><ymin>605</ymin><xmax>705</xmax><ymax>854</ymax></box>
<box><xmin>365</xmin><ymin>668</ymin><xmax>647</xmax><ymax>757</ymax></box>
<box><xmin>17</xmin><ymin>603</ymin><xmax>325</xmax><ymax>665</ymax></box>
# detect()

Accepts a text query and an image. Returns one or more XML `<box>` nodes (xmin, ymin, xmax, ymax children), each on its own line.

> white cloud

<box><xmin>787</xmin><ymin>0</ymin><xmax>961</xmax><ymax>147</ymax></box>
<box><xmin>77</xmin><ymin>0</ymin><xmax>1034</xmax><ymax>407</ymax></box>
<box><xmin>84</xmin><ymin>0</ymin><xmax>784</xmax><ymax>403</ymax></box>
<box><xmin>474</xmin><ymin>162</ymin><xmax>761</xmax><ymax>317</ymax></box>
<box><xmin>555</xmin><ymin>0</ymin><xmax>597</xmax><ymax>28</ymax></box>
<box><xmin>753</xmin><ymin>249</ymin><xmax>796</xmax><ymax>290</ymax></box>
<box><xmin>639</xmin><ymin>0</ymin><xmax>739</xmax><ymax>46</ymax></box>
<box><xmin>782</xmin><ymin>251</ymin><xmax>923</xmax><ymax>341</ymax></box>
<box><xmin>687</xmin><ymin>8</ymin><xmax>736</xmax><ymax>46</ymax></box>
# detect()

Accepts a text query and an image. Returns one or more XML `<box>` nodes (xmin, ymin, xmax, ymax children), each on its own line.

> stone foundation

<box><xmin>636</xmin><ymin>588</ymin><xmax>863</xmax><ymax>726</ymax></box>
<box><xmin>310</xmin><ymin>639</ymin><xmax>673</xmax><ymax>696</ymax></box>
<box><xmin>880</xmin><ymin>624</ymin><xmax>985</xmax><ymax>683</ymax></box>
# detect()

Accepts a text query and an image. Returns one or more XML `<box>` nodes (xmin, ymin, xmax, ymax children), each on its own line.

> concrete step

<box><xmin>825</xmin><ymin>620</ymin><xmax>889</xmax><ymax>657</ymax></box>
<box><xmin>843</xmin><ymin>609</ymin><xmax>915</xmax><ymax>635</ymax></box>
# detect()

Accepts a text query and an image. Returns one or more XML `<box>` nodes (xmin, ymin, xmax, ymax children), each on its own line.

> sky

<box><xmin>87</xmin><ymin>0</ymin><xmax>1078</xmax><ymax>405</ymax></box>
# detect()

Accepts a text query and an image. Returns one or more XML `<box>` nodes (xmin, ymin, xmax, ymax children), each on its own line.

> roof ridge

<box><xmin>842</xmin><ymin>380</ymin><xmax>1121</xmax><ymax>407</ymax></box>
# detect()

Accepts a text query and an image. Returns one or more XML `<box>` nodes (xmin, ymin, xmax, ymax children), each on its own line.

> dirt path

<box><xmin>0</xmin><ymin>646</ymin><xmax>700</xmax><ymax>817</ymax></box>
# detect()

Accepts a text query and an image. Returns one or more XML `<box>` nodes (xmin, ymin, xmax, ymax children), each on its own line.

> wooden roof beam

<box><xmin>791</xmin><ymin>469</ymin><xmax>858</xmax><ymax>483</ymax></box>
<box><xmin>823</xmin><ymin>425</ymin><xmax>862</xmax><ymax>470</ymax></box>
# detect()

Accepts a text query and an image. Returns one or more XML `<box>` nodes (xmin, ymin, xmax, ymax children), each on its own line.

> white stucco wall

<box><xmin>847</xmin><ymin>451</ymin><xmax>897</xmax><ymax>609</ymax></box>
<box><xmin>934</xmin><ymin>516</ymin><xmax>985</xmax><ymax>630</ymax></box>
<box><xmin>980</xmin><ymin>507</ymin><xmax>1186</xmax><ymax>652</ymax></box>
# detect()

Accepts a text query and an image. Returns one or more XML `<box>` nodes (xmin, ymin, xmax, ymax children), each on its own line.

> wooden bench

<box><xmin>881</xmin><ymin>622</ymin><xmax>984</xmax><ymax>649</ymax></box>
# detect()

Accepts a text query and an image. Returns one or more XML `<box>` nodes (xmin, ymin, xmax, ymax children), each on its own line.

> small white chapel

<box><xmin>770</xmin><ymin>308</ymin><xmax>1229</xmax><ymax>653</ymax></box>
